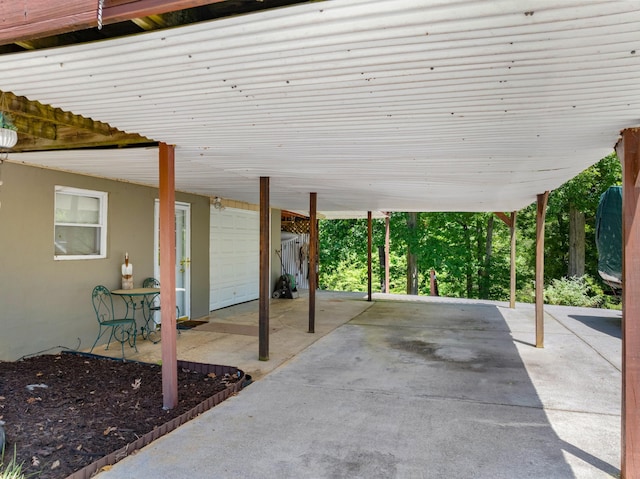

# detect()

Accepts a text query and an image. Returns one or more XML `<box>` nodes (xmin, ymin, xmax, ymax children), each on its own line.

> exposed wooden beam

<box><xmin>130</xmin><ymin>14</ymin><xmax>169</xmax><ymax>30</ymax></box>
<box><xmin>494</xmin><ymin>211</ymin><xmax>513</xmax><ymax>228</ymax></box>
<box><xmin>14</xmin><ymin>36</ymin><xmax>64</xmax><ymax>50</ymax></box>
<box><xmin>0</xmin><ymin>1</ymin><xmax>96</xmax><ymax>45</ymax></box>
<box><xmin>104</xmin><ymin>0</ymin><xmax>226</xmax><ymax>24</ymax></box>
<box><xmin>0</xmin><ymin>90</ymin><xmax>152</xmax><ymax>150</ymax></box>
<box><xmin>0</xmin><ymin>0</ymin><xmax>225</xmax><ymax>45</ymax></box>
<box><xmin>4</xmin><ymin>91</ymin><xmax>136</xmax><ymax>135</ymax></box>
<box><xmin>14</xmin><ymin>132</ymin><xmax>154</xmax><ymax>151</ymax></box>
<box><xmin>281</xmin><ymin>209</ymin><xmax>309</xmax><ymax>220</ymax></box>
<box><xmin>14</xmin><ymin>123</ymin><xmax>154</xmax><ymax>150</ymax></box>
<box><xmin>13</xmin><ymin>117</ymin><xmax>57</xmax><ymax>141</ymax></box>
<box><xmin>618</xmin><ymin>127</ymin><xmax>640</xmax><ymax>479</ymax></box>
<box><xmin>14</xmin><ymin>42</ymin><xmax>37</xmax><ymax>51</ymax></box>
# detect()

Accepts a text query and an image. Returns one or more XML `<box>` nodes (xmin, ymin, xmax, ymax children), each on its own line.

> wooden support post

<box><xmin>535</xmin><ymin>192</ymin><xmax>549</xmax><ymax>348</ymax></box>
<box><xmin>385</xmin><ymin>213</ymin><xmax>390</xmax><ymax>294</ymax></box>
<box><xmin>259</xmin><ymin>177</ymin><xmax>270</xmax><ymax>361</ymax></box>
<box><xmin>159</xmin><ymin>143</ymin><xmax>177</xmax><ymax>410</ymax></box>
<box><xmin>308</xmin><ymin>193</ymin><xmax>317</xmax><ymax>333</ymax></box>
<box><xmin>367</xmin><ymin>211</ymin><xmax>372</xmax><ymax>302</ymax></box>
<box><xmin>494</xmin><ymin>211</ymin><xmax>518</xmax><ymax>308</ymax></box>
<box><xmin>510</xmin><ymin>211</ymin><xmax>517</xmax><ymax>309</ymax></box>
<box><xmin>619</xmin><ymin>128</ymin><xmax>640</xmax><ymax>479</ymax></box>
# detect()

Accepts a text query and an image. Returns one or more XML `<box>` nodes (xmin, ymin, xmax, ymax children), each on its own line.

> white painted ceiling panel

<box><xmin>3</xmin><ymin>0</ymin><xmax>640</xmax><ymax>216</ymax></box>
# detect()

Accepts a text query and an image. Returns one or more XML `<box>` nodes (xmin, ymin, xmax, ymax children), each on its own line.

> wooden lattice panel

<box><xmin>282</xmin><ymin>220</ymin><xmax>310</xmax><ymax>235</ymax></box>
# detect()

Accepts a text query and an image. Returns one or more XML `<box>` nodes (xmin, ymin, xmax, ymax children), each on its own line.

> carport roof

<box><xmin>1</xmin><ymin>0</ymin><xmax>639</xmax><ymax>216</ymax></box>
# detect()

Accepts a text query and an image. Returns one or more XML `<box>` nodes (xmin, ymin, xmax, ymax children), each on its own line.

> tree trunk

<box><xmin>557</xmin><ymin>211</ymin><xmax>567</xmax><ymax>272</ymax></box>
<box><xmin>568</xmin><ymin>204</ymin><xmax>585</xmax><ymax>277</ymax></box>
<box><xmin>463</xmin><ymin>222</ymin><xmax>473</xmax><ymax>298</ymax></box>
<box><xmin>378</xmin><ymin>246</ymin><xmax>385</xmax><ymax>292</ymax></box>
<box><xmin>406</xmin><ymin>212</ymin><xmax>419</xmax><ymax>295</ymax></box>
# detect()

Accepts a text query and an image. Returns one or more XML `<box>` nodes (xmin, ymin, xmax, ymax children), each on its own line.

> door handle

<box><xmin>179</xmin><ymin>258</ymin><xmax>191</xmax><ymax>272</ymax></box>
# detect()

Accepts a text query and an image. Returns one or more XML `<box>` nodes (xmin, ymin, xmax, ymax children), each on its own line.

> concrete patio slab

<box><xmin>95</xmin><ymin>290</ymin><xmax>373</xmax><ymax>380</ymax></box>
<box><xmin>96</xmin><ymin>293</ymin><xmax>621</xmax><ymax>479</ymax></box>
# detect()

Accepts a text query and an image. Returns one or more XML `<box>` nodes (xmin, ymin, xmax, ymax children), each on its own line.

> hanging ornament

<box><xmin>0</xmin><ymin>110</ymin><xmax>18</xmax><ymax>149</ymax></box>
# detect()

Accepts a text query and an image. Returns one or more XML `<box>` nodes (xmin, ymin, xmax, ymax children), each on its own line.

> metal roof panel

<box><xmin>4</xmin><ymin>0</ymin><xmax>639</xmax><ymax>213</ymax></box>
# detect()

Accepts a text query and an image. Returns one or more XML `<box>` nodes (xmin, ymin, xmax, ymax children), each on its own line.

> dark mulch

<box><xmin>0</xmin><ymin>353</ymin><xmax>241</xmax><ymax>479</ymax></box>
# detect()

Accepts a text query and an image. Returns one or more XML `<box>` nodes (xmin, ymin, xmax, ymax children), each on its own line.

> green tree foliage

<box><xmin>318</xmin><ymin>154</ymin><xmax>622</xmax><ymax>307</ymax></box>
<box><xmin>517</xmin><ymin>153</ymin><xmax>621</xmax><ymax>288</ymax></box>
<box><xmin>319</xmin><ymin>218</ymin><xmax>382</xmax><ymax>292</ymax></box>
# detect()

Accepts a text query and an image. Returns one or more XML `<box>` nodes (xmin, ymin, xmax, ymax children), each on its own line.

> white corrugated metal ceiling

<box><xmin>2</xmin><ymin>0</ymin><xmax>639</xmax><ymax>215</ymax></box>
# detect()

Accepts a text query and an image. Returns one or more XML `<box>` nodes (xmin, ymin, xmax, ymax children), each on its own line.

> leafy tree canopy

<box><xmin>318</xmin><ymin>153</ymin><xmax>622</xmax><ymax>307</ymax></box>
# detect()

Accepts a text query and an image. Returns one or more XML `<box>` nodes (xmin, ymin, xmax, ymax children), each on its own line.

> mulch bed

<box><xmin>0</xmin><ymin>352</ymin><xmax>244</xmax><ymax>479</ymax></box>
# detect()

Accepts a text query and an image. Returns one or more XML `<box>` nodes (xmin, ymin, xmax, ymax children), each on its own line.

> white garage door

<box><xmin>210</xmin><ymin>207</ymin><xmax>259</xmax><ymax>311</ymax></box>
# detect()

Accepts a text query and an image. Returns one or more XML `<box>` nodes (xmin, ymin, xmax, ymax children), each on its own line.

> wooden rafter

<box><xmin>0</xmin><ymin>0</ymin><xmax>225</xmax><ymax>46</ymax></box>
<box><xmin>131</xmin><ymin>14</ymin><xmax>169</xmax><ymax>30</ymax></box>
<box><xmin>494</xmin><ymin>211</ymin><xmax>514</xmax><ymax>228</ymax></box>
<box><xmin>1</xmin><ymin>90</ymin><xmax>153</xmax><ymax>151</ymax></box>
<box><xmin>104</xmin><ymin>0</ymin><xmax>226</xmax><ymax>24</ymax></box>
<box><xmin>281</xmin><ymin>210</ymin><xmax>309</xmax><ymax>220</ymax></box>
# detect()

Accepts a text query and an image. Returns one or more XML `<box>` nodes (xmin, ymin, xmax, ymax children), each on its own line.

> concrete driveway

<box><xmin>97</xmin><ymin>293</ymin><xmax>621</xmax><ymax>478</ymax></box>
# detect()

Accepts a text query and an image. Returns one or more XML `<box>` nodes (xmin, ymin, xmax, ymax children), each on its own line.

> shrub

<box><xmin>516</xmin><ymin>282</ymin><xmax>536</xmax><ymax>304</ymax></box>
<box><xmin>319</xmin><ymin>253</ymin><xmax>370</xmax><ymax>292</ymax></box>
<box><xmin>544</xmin><ymin>275</ymin><xmax>604</xmax><ymax>308</ymax></box>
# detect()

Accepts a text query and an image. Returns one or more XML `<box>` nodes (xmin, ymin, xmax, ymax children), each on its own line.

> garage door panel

<box><xmin>210</xmin><ymin>208</ymin><xmax>260</xmax><ymax>311</ymax></box>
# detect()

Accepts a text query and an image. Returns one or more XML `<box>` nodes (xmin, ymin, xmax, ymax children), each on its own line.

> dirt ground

<box><xmin>0</xmin><ymin>353</ymin><xmax>241</xmax><ymax>479</ymax></box>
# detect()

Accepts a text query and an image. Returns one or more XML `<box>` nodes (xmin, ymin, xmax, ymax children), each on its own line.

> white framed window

<box><xmin>54</xmin><ymin>186</ymin><xmax>108</xmax><ymax>260</ymax></box>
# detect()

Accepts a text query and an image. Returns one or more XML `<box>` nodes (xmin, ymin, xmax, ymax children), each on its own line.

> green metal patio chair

<box><xmin>142</xmin><ymin>277</ymin><xmax>182</xmax><ymax>340</ymax></box>
<box><xmin>90</xmin><ymin>285</ymin><xmax>137</xmax><ymax>358</ymax></box>
<box><xmin>142</xmin><ymin>276</ymin><xmax>161</xmax><ymax>313</ymax></box>
<box><xmin>142</xmin><ymin>277</ymin><xmax>162</xmax><ymax>342</ymax></box>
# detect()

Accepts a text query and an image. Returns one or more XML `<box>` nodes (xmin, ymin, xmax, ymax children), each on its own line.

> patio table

<box><xmin>111</xmin><ymin>287</ymin><xmax>161</xmax><ymax>343</ymax></box>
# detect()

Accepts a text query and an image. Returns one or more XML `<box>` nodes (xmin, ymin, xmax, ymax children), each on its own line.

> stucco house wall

<box><xmin>0</xmin><ymin>161</ymin><xmax>210</xmax><ymax>361</ymax></box>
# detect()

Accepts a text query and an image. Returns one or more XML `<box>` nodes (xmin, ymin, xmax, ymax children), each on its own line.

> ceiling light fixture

<box><xmin>213</xmin><ymin>197</ymin><xmax>225</xmax><ymax>211</ymax></box>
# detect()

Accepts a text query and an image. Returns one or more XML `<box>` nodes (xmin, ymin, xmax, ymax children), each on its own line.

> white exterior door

<box><xmin>154</xmin><ymin>201</ymin><xmax>191</xmax><ymax>320</ymax></box>
<box><xmin>210</xmin><ymin>207</ymin><xmax>259</xmax><ymax>310</ymax></box>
